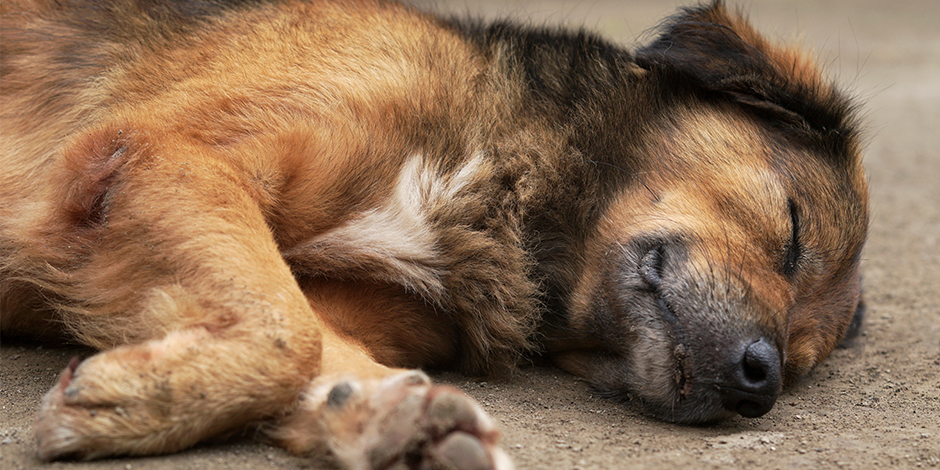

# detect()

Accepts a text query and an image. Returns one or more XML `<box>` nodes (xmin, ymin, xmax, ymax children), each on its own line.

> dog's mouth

<box><xmin>637</xmin><ymin>245</ymin><xmax>710</xmax><ymax>417</ymax></box>
<box><xmin>672</xmin><ymin>343</ymin><xmax>694</xmax><ymax>399</ymax></box>
<box><xmin>639</xmin><ymin>244</ymin><xmax>696</xmax><ymax>399</ymax></box>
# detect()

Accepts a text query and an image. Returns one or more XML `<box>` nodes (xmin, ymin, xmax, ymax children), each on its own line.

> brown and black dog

<box><xmin>1</xmin><ymin>0</ymin><xmax>868</xmax><ymax>468</ymax></box>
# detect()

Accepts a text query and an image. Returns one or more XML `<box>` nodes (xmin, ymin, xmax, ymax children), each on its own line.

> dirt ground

<box><xmin>2</xmin><ymin>0</ymin><xmax>938</xmax><ymax>469</ymax></box>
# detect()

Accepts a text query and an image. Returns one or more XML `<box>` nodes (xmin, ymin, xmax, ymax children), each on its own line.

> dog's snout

<box><xmin>720</xmin><ymin>338</ymin><xmax>782</xmax><ymax>418</ymax></box>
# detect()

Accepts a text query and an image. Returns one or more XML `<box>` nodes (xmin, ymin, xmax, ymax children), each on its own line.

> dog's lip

<box><xmin>644</xmin><ymin>282</ymin><xmax>695</xmax><ymax>401</ymax></box>
<box><xmin>673</xmin><ymin>343</ymin><xmax>694</xmax><ymax>398</ymax></box>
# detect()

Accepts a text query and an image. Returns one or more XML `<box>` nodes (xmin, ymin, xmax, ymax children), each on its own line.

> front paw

<box><xmin>34</xmin><ymin>356</ymin><xmax>109</xmax><ymax>461</ymax></box>
<box><xmin>33</xmin><ymin>330</ymin><xmax>222</xmax><ymax>460</ymax></box>
<box><xmin>35</xmin><ymin>354</ymin><xmax>172</xmax><ymax>461</ymax></box>
<box><xmin>276</xmin><ymin>371</ymin><xmax>513</xmax><ymax>470</ymax></box>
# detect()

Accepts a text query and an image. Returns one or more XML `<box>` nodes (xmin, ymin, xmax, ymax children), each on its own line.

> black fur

<box><xmin>634</xmin><ymin>3</ymin><xmax>861</xmax><ymax>158</ymax></box>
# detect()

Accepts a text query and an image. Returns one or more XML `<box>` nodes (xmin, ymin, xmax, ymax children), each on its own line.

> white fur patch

<box><xmin>285</xmin><ymin>152</ymin><xmax>484</xmax><ymax>298</ymax></box>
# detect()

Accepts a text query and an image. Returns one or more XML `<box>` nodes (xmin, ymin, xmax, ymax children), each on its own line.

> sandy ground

<box><xmin>2</xmin><ymin>0</ymin><xmax>938</xmax><ymax>469</ymax></box>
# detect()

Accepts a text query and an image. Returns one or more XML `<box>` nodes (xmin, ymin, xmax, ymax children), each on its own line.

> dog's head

<box><xmin>544</xmin><ymin>3</ymin><xmax>868</xmax><ymax>423</ymax></box>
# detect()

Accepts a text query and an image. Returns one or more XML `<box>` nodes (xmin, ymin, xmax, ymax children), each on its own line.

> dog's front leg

<box><xmin>272</xmin><ymin>306</ymin><xmax>514</xmax><ymax>470</ymax></box>
<box><xmin>32</xmin><ymin>126</ymin><xmax>324</xmax><ymax>460</ymax></box>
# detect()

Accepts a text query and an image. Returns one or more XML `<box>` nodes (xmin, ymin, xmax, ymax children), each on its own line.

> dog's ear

<box><xmin>634</xmin><ymin>1</ymin><xmax>858</xmax><ymax>147</ymax></box>
<box><xmin>635</xmin><ymin>1</ymin><xmax>779</xmax><ymax>94</ymax></box>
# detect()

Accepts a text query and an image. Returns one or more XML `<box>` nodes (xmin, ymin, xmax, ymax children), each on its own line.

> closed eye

<box><xmin>782</xmin><ymin>198</ymin><xmax>801</xmax><ymax>277</ymax></box>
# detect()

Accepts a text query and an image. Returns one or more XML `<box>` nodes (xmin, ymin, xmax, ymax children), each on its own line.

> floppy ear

<box><xmin>634</xmin><ymin>1</ymin><xmax>858</xmax><ymax>147</ymax></box>
<box><xmin>635</xmin><ymin>1</ymin><xmax>778</xmax><ymax>94</ymax></box>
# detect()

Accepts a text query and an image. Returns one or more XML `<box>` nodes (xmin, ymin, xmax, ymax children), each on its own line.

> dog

<box><xmin>0</xmin><ymin>0</ymin><xmax>869</xmax><ymax>468</ymax></box>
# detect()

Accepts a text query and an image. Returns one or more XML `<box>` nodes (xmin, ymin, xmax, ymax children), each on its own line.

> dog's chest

<box><xmin>280</xmin><ymin>152</ymin><xmax>487</xmax><ymax>297</ymax></box>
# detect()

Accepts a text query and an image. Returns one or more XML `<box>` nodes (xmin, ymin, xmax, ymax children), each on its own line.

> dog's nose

<box><xmin>719</xmin><ymin>338</ymin><xmax>781</xmax><ymax>418</ymax></box>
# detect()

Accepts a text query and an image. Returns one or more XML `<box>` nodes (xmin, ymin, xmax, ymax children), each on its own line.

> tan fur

<box><xmin>1</xmin><ymin>0</ymin><xmax>868</xmax><ymax>466</ymax></box>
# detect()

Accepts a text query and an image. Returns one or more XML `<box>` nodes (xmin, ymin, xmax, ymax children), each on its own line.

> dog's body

<box><xmin>1</xmin><ymin>0</ymin><xmax>868</xmax><ymax>467</ymax></box>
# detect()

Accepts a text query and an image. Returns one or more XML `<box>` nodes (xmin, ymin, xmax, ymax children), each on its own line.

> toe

<box><xmin>433</xmin><ymin>432</ymin><xmax>492</xmax><ymax>470</ymax></box>
<box><xmin>426</xmin><ymin>387</ymin><xmax>495</xmax><ymax>441</ymax></box>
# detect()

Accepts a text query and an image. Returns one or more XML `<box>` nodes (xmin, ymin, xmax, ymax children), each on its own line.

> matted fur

<box><xmin>1</xmin><ymin>0</ymin><xmax>867</xmax><ymax>466</ymax></box>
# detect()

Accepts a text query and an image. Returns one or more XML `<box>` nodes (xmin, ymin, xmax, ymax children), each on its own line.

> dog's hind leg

<box><xmin>31</xmin><ymin>125</ymin><xmax>326</xmax><ymax>460</ymax></box>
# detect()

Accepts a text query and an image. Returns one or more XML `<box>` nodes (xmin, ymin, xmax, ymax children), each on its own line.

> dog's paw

<box><xmin>34</xmin><ymin>357</ymin><xmax>88</xmax><ymax>460</ymax></box>
<box><xmin>33</xmin><ymin>329</ymin><xmax>243</xmax><ymax>461</ymax></box>
<box><xmin>276</xmin><ymin>371</ymin><xmax>513</xmax><ymax>470</ymax></box>
<box><xmin>33</xmin><ymin>353</ymin><xmax>183</xmax><ymax>461</ymax></box>
<box><xmin>33</xmin><ymin>356</ymin><xmax>139</xmax><ymax>461</ymax></box>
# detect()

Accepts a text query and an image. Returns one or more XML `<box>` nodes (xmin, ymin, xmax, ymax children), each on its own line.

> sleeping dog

<box><xmin>0</xmin><ymin>1</ymin><xmax>868</xmax><ymax>468</ymax></box>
